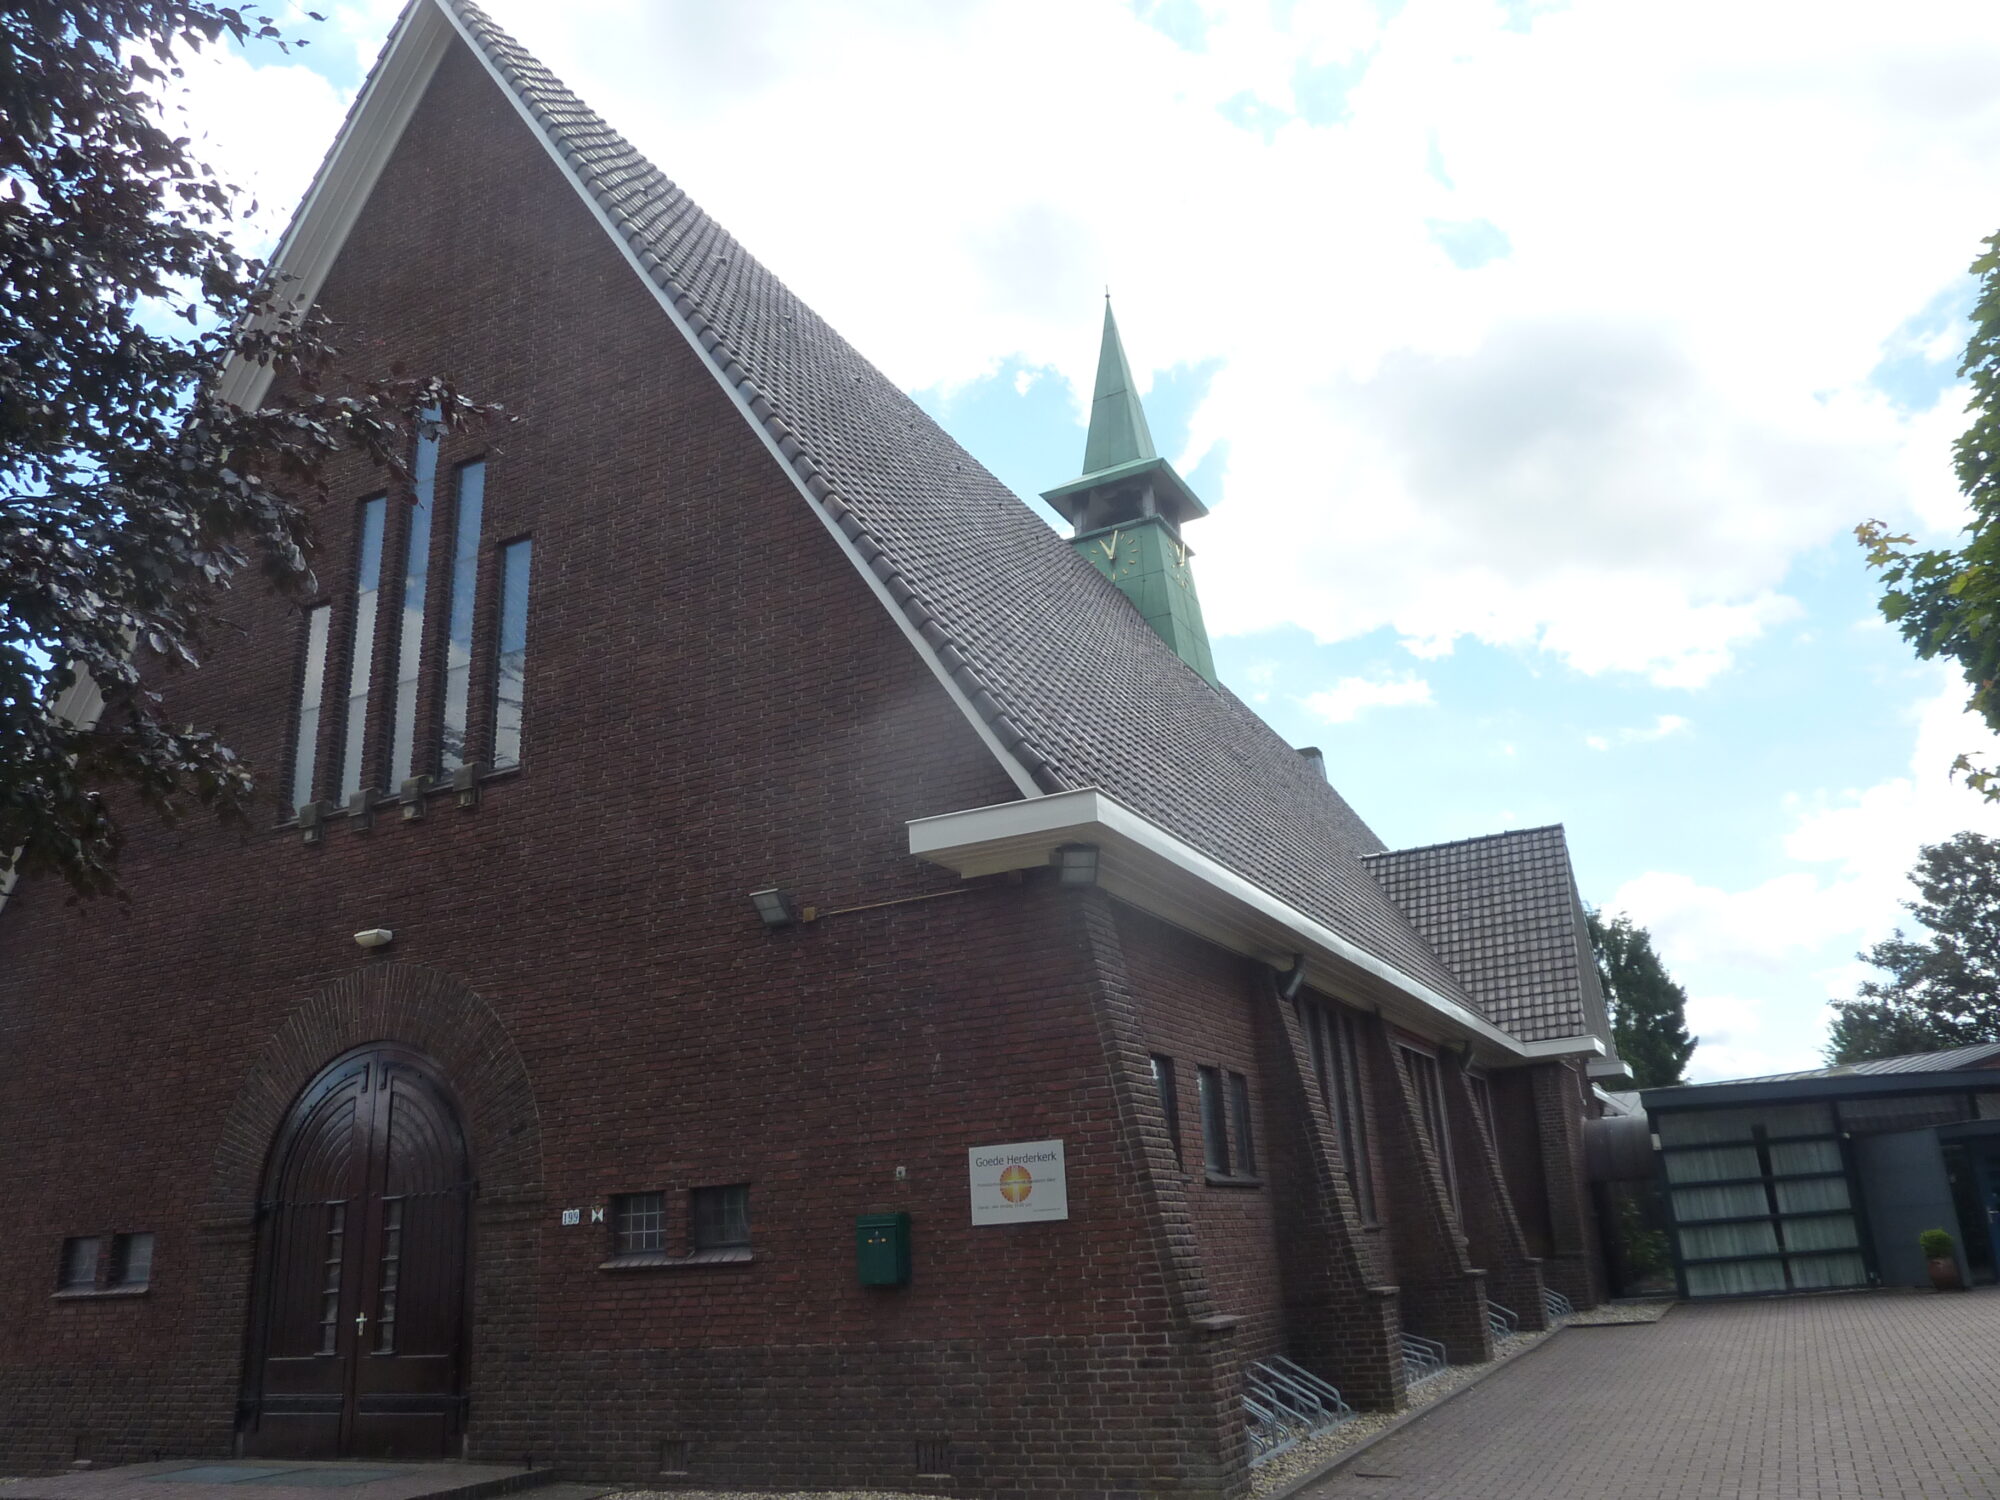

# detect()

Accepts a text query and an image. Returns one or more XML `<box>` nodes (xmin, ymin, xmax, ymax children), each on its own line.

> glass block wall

<box><xmin>1656</xmin><ymin>1103</ymin><xmax>1868</xmax><ymax>1297</ymax></box>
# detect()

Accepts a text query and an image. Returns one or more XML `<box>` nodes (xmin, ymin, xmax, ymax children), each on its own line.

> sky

<box><xmin>176</xmin><ymin>0</ymin><xmax>2000</xmax><ymax>1081</ymax></box>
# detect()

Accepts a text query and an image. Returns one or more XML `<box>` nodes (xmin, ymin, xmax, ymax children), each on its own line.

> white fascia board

<box><xmin>909</xmin><ymin>788</ymin><xmax>1545</xmax><ymax>1061</ymax></box>
<box><xmin>214</xmin><ymin>0</ymin><xmax>452</xmax><ymax>410</ymax></box>
<box><xmin>1519</xmin><ymin>1035</ymin><xmax>1608</xmax><ymax>1061</ymax></box>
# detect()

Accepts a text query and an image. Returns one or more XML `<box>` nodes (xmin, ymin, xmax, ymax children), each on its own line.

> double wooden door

<box><xmin>243</xmin><ymin>1045</ymin><xmax>471</xmax><ymax>1458</ymax></box>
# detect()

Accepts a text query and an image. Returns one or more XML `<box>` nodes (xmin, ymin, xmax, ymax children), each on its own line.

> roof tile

<box><xmin>443</xmin><ymin>0</ymin><xmax>1481</xmax><ymax>1011</ymax></box>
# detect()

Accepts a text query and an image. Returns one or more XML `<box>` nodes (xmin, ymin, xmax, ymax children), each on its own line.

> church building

<box><xmin>0</xmin><ymin>3</ymin><xmax>1623</xmax><ymax>1496</ymax></box>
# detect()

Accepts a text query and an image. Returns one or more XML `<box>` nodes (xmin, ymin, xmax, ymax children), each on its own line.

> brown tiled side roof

<box><xmin>441</xmin><ymin>0</ymin><xmax>1477</xmax><ymax>1010</ymax></box>
<box><xmin>1364</xmin><ymin>826</ymin><xmax>1610</xmax><ymax>1044</ymax></box>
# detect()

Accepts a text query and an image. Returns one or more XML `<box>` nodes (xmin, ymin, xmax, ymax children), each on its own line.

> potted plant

<box><xmin>1920</xmin><ymin>1228</ymin><xmax>1963</xmax><ymax>1291</ymax></box>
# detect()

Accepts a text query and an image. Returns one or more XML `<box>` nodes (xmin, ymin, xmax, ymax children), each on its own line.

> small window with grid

<box><xmin>691</xmin><ymin>1185</ymin><xmax>750</xmax><ymax>1251</ymax></box>
<box><xmin>56</xmin><ymin>1236</ymin><xmax>100</xmax><ymax>1292</ymax></box>
<box><xmin>613</xmin><ymin>1191</ymin><xmax>667</xmax><ymax>1256</ymax></box>
<box><xmin>108</xmin><ymin>1232</ymin><xmax>154</xmax><ymax>1289</ymax></box>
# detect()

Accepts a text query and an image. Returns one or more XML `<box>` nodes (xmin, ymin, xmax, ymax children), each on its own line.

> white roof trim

<box><xmin>1522</xmin><ymin>1035</ymin><xmax>1608</xmax><ymax>1061</ymax></box>
<box><xmin>909</xmin><ymin>788</ymin><xmax>1588</xmax><ymax>1063</ymax></box>
<box><xmin>215</xmin><ymin>1</ymin><xmax>454</xmax><ymax>410</ymax></box>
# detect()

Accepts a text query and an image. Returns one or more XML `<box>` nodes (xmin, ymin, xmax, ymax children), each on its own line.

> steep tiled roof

<box><xmin>435</xmin><ymin>1</ymin><xmax>1483</xmax><ymax>1010</ymax></box>
<box><xmin>1363</xmin><ymin>826</ymin><xmax>1610</xmax><ymax>1044</ymax></box>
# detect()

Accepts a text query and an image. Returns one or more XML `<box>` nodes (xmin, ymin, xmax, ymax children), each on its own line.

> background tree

<box><xmin>2</xmin><ymin>2</ymin><xmax>495</xmax><ymax>898</ymax></box>
<box><xmin>1588</xmin><ymin>910</ymin><xmax>1697</xmax><ymax>1087</ymax></box>
<box><xmin>1858</xmin><ymin>230</ymin><xmax>2000</xmax><ymax>791</ymax></box>
<box><xmin>1826</xmin><ymin>831</ymin><xmax>2000</xmax><ymax>1064</ymax></box>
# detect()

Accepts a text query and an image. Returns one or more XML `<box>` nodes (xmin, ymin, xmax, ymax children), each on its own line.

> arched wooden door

<box><xmin>242</xmin><ymin>1044</ymin><xmax>471</xmax><ymax>1458</ymax></box>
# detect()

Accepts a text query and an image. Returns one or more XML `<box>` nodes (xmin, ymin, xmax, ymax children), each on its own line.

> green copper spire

<box><xmin>1082</xmin><ymin>298</ymin><xmax>1157</xmax><ymax>476</ymax></box>
<box><xmin>1039</xmin><ymin>300</ymin><xmax>1218</xmax><ymax>689</ymax></box>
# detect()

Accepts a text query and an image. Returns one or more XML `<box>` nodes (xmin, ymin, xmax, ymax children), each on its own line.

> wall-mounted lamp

<box><xmin>750</xmin><ymin>888</ymin><xmax>799</xmax><ymax>929</ymax></box>
<box><xmin>1053</xmin><ymin>843</ymin><xmax>1100</xmax><ymax>887</ymax></box>
<box><xmin>353</xmin><ymin>928</ymin><xmax>395</xmax><ymax>949</ymax></box>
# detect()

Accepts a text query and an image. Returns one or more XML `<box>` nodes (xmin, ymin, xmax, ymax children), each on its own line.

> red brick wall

<box><xmin>1490</xmin><ymin>1067</ymin><xmax>1554</xmax><ymax>1258</ymax></box>
<box><xmin>1113</xmin><ymin>910</ymin><xmax>1284</xmax><ymax>1358</ymax></box>
<box><xmin>0</xmin><ymin>39</ymin><xmax>1240</xmax><ymax>1498</ymax></box>
<box><xmin>0</xmin><ymin>28</ymin><xmax>1609</xmax><ymax>1492</ymax></box>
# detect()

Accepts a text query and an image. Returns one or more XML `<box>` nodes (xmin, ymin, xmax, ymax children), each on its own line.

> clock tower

<box><xmin>1042</xmin><ymin>300</ymin><xmax>1218</xmax><ymax>687</ymax></box>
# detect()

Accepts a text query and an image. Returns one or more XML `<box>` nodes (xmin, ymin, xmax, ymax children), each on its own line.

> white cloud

<box><xmin>366</xmin><ymin>0</ymin><xmax>2000</xmax><ymax>691</ymax></box>
<box><xmin>1608</xmin><ymin>673</ymin><xmax>2000</xmax><ymax>1076</ymax></box>
<box><xmin>198</xmin><ymin>0</ymin><xmax>2000</xmax><ymax>687</ymax></box>
<box><xmin>184</xmin><ymin>3</ymin><xmax>2000</xmax><ymax>1083</ymax></box>
<box><xmin>1302</xmin><ymin>673</ymin><xmax>1435</xmax><ymax>723</ymax></box>
<box><xmin>161</xmin><ymin>37</ymin><xmax>350</xmax><ymax>254</ymax></box>
<box><xmin>1585</xmin><ymin>714</ymin><xmax>1690</xmax><ymax>752</ymax></box>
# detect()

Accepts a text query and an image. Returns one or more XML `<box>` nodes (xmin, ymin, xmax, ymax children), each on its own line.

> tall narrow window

<box><xmin>1334</xmin><ymin>1009</ymin><xmax>1377</xmax><ymax>1220</ymax></box>
<box><xmin>387</xmin><ymin>415</ymin><xmax>440</xmax><ymax>789</ymax></box>
<box><xmin>338</xmin><ymin>498</ymin><xmax>387</xmax><ymax>802</ymax></box>
<box><xmin>1302</xmin><ymin>1002</ymin><xmax>1377</xmax><ymax>1222</ymax></box>
<box><xmin>1150</xmin><ymin>1055</ymin><xmax>1182</xmax><ymax>1164</ymax></box>
<box><xmin>317</xmin><ymin>1203</ymin><xmax>345</xmax><ymax>1354</ymax></box>
<box><xmin>1403</xmin><ymin>1046</ymin><xmax>1457</xmax><ymax>1212</ymax></box>
<box><xmin>290</xmin><ymin>604</ymin><xmax>331</xmax><ymax>811</ymax></box>
<box><xmin>1227</xmin><ymin>1071</ymin><xmax>1257</xmax><ymax>1176</ymax></box>
<box><xmin>374</xmin><ymin>1199</ymin><xmax>402</xmax><ymax>1352</ymax></box>
<box><xmin>437</xmin><ymin>460</ymin><xmax>484</xmax><ymax>774</ymax></box>
<box><xmin>1198</xmin><ymin>1065</ymin><xmax>1230</xmax><ymax>1175</ymax></box>
<box><xmin>1467</xmin><ymin>1074</ymin><xmax>1496</xmax><ymax>1143</ymax></box>
<box><xmin>492</xmin><ymin>538</ymin><xmax>532</xmax><ymax>769</ymax></box>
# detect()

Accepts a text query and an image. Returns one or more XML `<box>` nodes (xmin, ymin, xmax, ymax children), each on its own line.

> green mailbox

<box><xmin>856</xmin><ymin>1212</ymin><xmax>911</xmax><ymax>1287</ymax></box>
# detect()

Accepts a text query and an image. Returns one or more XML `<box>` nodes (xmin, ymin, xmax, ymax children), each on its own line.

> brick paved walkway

<box><xmin>1302</xmin><ymin>1289</ymin><xmax>2000</xmax><ymax>1499</ymax></box>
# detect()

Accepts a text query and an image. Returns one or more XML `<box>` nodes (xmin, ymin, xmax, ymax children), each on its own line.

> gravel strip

<box><xmin>1563</xmin><ymin>1298</ymin><xmax>1675</xmax><ymax>1325</ymax></box>
<box><xmin>1248</xmin><ymin>1326</ymin><xmax>1560</xmax><ymax>1496</ymax></box>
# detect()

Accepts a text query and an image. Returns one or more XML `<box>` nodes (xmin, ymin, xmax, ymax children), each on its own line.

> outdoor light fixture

<box><xmin>750</xmin><ymin>888</ymin><xmax>798</xmax><ymax>928</ymax></box>
<box><xmin>353</xmin><ymin>928</ymin><xmax>395</xmax><ymax>949</ymax></box>
<box><xmin>1053</xmin><ymin>843</ymin><xmax>1101</xmax><ymax>887</ymax></box>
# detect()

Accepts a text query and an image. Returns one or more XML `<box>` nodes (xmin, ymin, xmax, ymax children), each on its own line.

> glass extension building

<box><xmin>1640</xmin><ymin>1043</ymin><xmax>2000</xmax><ymax>1297</ymax></box>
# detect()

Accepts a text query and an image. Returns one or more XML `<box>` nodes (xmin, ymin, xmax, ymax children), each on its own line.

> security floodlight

<box><xmin>750</xmin><ymin>888</ymin><xmax>798</xmax><ymax>928</ymax></box>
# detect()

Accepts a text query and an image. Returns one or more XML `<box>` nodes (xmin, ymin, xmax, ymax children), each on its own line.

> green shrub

<box><xmin>1920</xmin><ymin>1228</ymin><xmax>1957</xmax><ymax>1260</ymax></box>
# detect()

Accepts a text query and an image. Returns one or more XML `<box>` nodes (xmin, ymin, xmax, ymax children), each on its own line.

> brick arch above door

<box><xmin>204</xmin><ymin>960</ymin><xmax>543</xmax><ymax>1224</ymax></box>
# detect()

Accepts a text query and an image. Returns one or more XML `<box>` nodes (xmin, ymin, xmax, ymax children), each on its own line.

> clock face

<box><xmin>1095</xmin><ymin>528</ymin><xmax>1135</xmax><ymax>578</ymax></box>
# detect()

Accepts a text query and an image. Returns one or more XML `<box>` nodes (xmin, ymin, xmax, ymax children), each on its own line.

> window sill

<box><xmin>276</xmin><ymin>764</ymin><xmax>523</xmax><ymax>830</ymax></box>
<box><xmin>52</xmin><ymin>1284</ymin><xmax>150</xmax><ymax>1300</ymax></box>
<box><xmin>1204</xmin><ymin>1172</ymin><xmax>1264</xmax><ymax>1189</ymax></box>
<box><xmin>599</xmin><ymin>1247</ymin><xmax>754</xmax><ymax>1271</ymax></box>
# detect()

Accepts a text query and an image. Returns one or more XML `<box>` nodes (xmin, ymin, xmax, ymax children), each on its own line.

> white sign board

<box><xmin>968</xmin><ymin>1139</ymin><xmax>1069</xmax><ymax>1225</ymax></box>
